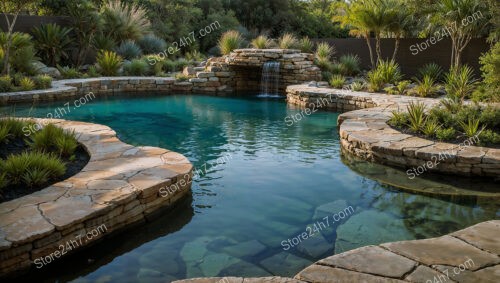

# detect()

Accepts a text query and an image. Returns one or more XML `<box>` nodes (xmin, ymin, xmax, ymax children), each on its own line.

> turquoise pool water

<box><xmin>3</xmin><ymin>94</ymin><xmax>498</xmax><ymax>283</ymax></box>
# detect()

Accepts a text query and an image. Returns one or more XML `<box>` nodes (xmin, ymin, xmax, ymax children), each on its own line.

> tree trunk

<box><xmin>392</xmin><ymin>34</ymin><xmax>400</xmax><ymax>62</ymax></box>
<box><xmin>375</xmin><ymin>34</ymin><xmax>382</xmax><ymax>64</ymax></box>
<box><xmin>364</xmin><ymin>35</ymin><xmax>375</xmax><ymax>68</ymax></box>
<box><xmin>2</xmin><ymin>13</ymin><xmax>19</xmax><ymax>76</ymax></box>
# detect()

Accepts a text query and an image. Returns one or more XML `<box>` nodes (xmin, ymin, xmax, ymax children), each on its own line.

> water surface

<box><xmin>2</xmin><ymin>94</ymin><xmax>498</xmax><ymax>283</ymax></box>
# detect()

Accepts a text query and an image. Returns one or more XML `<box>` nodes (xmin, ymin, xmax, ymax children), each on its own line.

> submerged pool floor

<box><xmin>3</xmin><ymin>94</ymin><xmax>498</xmax><ymax>282</ymax></box>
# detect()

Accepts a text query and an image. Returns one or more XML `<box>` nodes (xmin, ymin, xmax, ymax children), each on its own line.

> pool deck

<box><xmin>175</xmin><ymin>220</ymin><xmax>500</xmax><ymax>283</ymax></box>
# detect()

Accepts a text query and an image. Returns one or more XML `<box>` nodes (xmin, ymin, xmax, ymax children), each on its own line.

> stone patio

<box><xmin>0</xmin><ymin>119</ymin><xmax>193</xmax><ymax>277</ymax></box>
<box><xmin>175</xmin><ymin>220</ymin><xmax>500</xmax><ymax>283</ymax></box>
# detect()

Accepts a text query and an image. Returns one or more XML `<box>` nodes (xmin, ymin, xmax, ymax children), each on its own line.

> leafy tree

<box><xmin>0</xmin><ymin>0</ymin><xmax>40</xmax><ymax>75</ymax></box>
<box><xmin>431</xmin><ymin>0</ymin><xmax>490</xmax><ymax>67</ymax></box>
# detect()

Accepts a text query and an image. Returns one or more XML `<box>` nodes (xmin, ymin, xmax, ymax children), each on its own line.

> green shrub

<box><xmin>174</xmin><ymin>58</ymin><xmax>190</xmax><ymax>71</ymax></box>
<box><xmin>100</xmin><ymin>0</ymin><xmax>151</xmax><ymax>42</ymax></box>
<box><xmin>0</xmin><ymin>172</ymin><xmax>7</xmax><ymax>190</ymax></box>
<box><xmin>19</xmin><ymin>77</ymin><xmax>36</xmax><ymax>91</ymax></box>
<box><xmin>367</xmin><ymin>69</ymin><xmax>385</xmax><ymax>92</ymax></box>
<box><xmin>459</xmin><ymin>117</ymin><xmax>482</xmax><ymax>138</ymax></box>
<box><xmin>315</xmin><ymin>58</ymin><xmax>334</xmax><ymax>72</ymax></box>
<box><xmin>329</xmin><ymin>75</ymin><xmax>345</xmax><ymax>89</ymax></box>
<box><xmin>350</xmin><ymin>81</ymin><xmax>366</xmax><ymax>91</ymax></box>
<box><xmin>385</xmin><ymin>80</ymin><xmax>411</xmax><ymax>95</ymax></box>
<box><xmin>96</xmin><ymin>51</ymin><xmax>123</xmax><ymax>76</ymax></box>
<box><xmin>251</xmin><ymin>35</ymin><xmax>272</xmax><ymax>49</ymax></box>
<box><xmin>124</xmin><ymin>59</ymin><xmax>150</xmax><ymax>76</ymax></box>
<box><xmin>32</xmin><ymin>23</ymin><xmax>73</xmax><ymax>66</ymax></box>
<box><xmin>417</xmin><ymin>63</ymin><xmax>443</xmax><ymax>81</ymax></box>
<box><xmin>0</xmin><ymin>124</ymin><xmax>10</xmax><ymax>144</ymax></box>
<box><xmin>87</xmin><ymin>65</ymin><xmax>100</xmax><ymax>77</ymax></box>
<box><xmin>33</xmin><ymin>75</ymin><xmax>52</xmax><ymax>89</ymax></box>
<box><xmin>329</xmin><ymin>63</ymin><xmax>343</xmax><ymax>75</ymax></box>
<box><xmin>218</xmin><ymin>30</ymin><xmax>243</xmax><ymax>55</ymax></box>
<box><xmin>478</xmin><ymin>130</ymin><xmax>500</xmax><ymax>146</ymax></box>
<box><xmin>429</xmin><ymin>106</ymin><xmax>455</xmax><ymax>127</ymax></box>
<box><xmin>436</xmin><ymin>127</ymin><xmax>457</xmax><ymax>141</ymax></box>
<box><xmin>1</xmin><ymin>32</ymin><xmax>38</xmax><ymax>75</ymax></box>
<box><xmin>478</xmin><ymin>106</ymin><xmax>500</xmax><ymax>129</ymax></box>
<box><xmin>54</xmin><ymin>131</ymin><xmax>78</xmax><ymax>157</ymax></box>
<box><xmin>375</xmin><ymin>60</ymin><xmax>402</xmax><ymax>84</ymax></box>
<box><xmin>444</xmin><ymin>65</ymin><xmax>477</xmax><ymax>100</ymax></box>
<box><xmin>29</xmin><ymin>124</ymin><xmax>78</xmax><ymax>157</ymax></box>
<box><xmin>0</xmin><ymin>118</ymin><xmax>30</xmax><ymax>139</ymax></box>
<box><xmin>339</xmin><ymin>54</ymin><xmax>361</xmax><ymax>76</ymax></box>
<box><xmin>175</xmin><ymin>73</ymin><xmax>190</xmax><ymax>82</ymax></box>
<box><xmin>57</xmin><ymin>65</ymin><xmax>82</xmax><ymax>79</ymax></box>
<box><xmin>299</xmin><ymin>37</ymin><xmax>314</xmax><ymax>53</ymax></box>
<box><xmin>184</xmin><ymin>51</ymin><xmax>205</xmax><ymax>62</ymax></box>
<box><xmin>115</xmin><ymin>41</ymin><xmax>142</xmax><ymax>60</ymax></box>
<box><xmin>0</xmin><ymin>151</ymin><xmax>66</xmax><ymax>186</ymax></box>
<box><xmin>0</xmin><ymin>75</ymin><xmax>12</xmax><ymax>92</ymax></box>
<box><xmin>413</xmin><ymin>75</ymin><xmax>438</xmax><ymax>97</ymax></box>
<box><xmin>388</xmin><ymin>111</ymin><xmax>408</xmax><ymax>128</ymax></box>
<box><xmin>315</xmin><ymin>43</ymin><xmax>334</xmax><ymax>61</ymax></box>
<box><xmin>439</xmin><ymin>97</ymin><xmax>463</xmax><ymax>114</ymax></box>
<box><xmin>93</xmin><ymin>33</ymin><xmax>117</xmax><ymax>51</ymax></box>
<box><xmin>137</xmin><ymin>34</ymin><xmax>166</xmax><ymax>54</ymax></box>
<box><xmin>406</xmin><ymin>101</ymin><xmax>426</xmax><ymax>133</ymax></box>
<box><xmin>473</xmin><ymin>42</ymin><xmax>500</xmax><ymax>102</ymax></box>
<box><xmin>456</xmin><ymin>105</ymin><xmax>480</xmax><ymax>127</ymax></box>
<box><xmin>422</xmin><ymin>118</ymin><xmax>441</xmax><ymax>138</ymax></box>
<box><xmin>278</xmin><ymin>33</ymin><xmax>298</xmax><ymax>49</ymax></box>
<box><xmin>163</xmin><ymin>60</ymin><xmax>177</xmax><ymax>72</ymax></box>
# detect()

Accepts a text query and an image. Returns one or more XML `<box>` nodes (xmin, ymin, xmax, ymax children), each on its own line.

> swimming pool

<box><xmin>3</xmin><ymin>93</ymin><xmax>498</xmax><ymax>282</ymax></box>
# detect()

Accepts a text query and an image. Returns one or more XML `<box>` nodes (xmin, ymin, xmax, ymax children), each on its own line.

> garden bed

<box><xmin>0</xmin><ymin>136</ymin><xmax>89</xmax><ymax>203</ymax></box>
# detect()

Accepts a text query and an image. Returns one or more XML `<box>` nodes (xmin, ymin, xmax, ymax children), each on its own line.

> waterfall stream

<box><xmin>260</xmin><ymin>61</ymin><xmax>280</xmax><ymax>96</ymax></box>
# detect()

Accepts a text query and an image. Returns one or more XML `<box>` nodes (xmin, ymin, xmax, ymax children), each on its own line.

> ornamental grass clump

<box><xmin>218</xmin><ymin>30</ymin><xmax>243</xmax><ymax>55</ymax></box>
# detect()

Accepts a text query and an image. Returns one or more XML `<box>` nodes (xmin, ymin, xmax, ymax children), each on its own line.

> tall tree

<box><xmin>0</xmin><ymin>0</ymin><xmax>39</xmax><ymax>75</ymax></box>
<box><xmin>432</xmin><ymin>0</ymin><xmax>490</xmax><ymax>67</ymax></box>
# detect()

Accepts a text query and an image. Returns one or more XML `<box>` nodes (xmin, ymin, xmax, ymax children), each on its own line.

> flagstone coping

<box><xmin>175</xmin><ymin>220</ymin><xmax>500</xmax><ymax>283</ymax></box>
<box><xmin>0</xmin><ymin>119</ymin><xmax>193</xmax><ymax>277</ymax></box>
<box><xmin>286</xmin><ymin>84</ymin><xmax>500</xmax><ymax>178</ymax></box>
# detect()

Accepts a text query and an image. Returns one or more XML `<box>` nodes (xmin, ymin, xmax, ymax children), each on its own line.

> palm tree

<box><xmin>386</xmin><ymin>1</ymin><xmax>415</xmax><ymax>61</ymax></box>
<box><xmin>432</xmin><ymin>0</ymin><xmax>490</xmax><ymax>67</ymax></box>
<box><xmin>336</xmin><ymin>0</ymin><xmax>394</xmax><ymax>67</ymax></box>
<box><xmin>335</xmin><ymin>0</ymin><xmax>376</xmax><ymax>67</ymax></box>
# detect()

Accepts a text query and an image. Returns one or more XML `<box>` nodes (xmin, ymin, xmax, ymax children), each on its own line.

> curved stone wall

<box><xmin>0</xmin><ymin>119</ymin><xmax>193</xmax><ymax>277</ymax></box>
<box><xmin>286</xmin><ymin>84</ymin><xmax>500</xmax><ymax>178</ymax></box>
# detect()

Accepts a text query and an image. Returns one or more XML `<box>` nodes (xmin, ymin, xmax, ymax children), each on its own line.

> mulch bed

<box><xmin>0</xmin><ymin>138</ymin><xmax>90</xmax><ymax>203</ymax></box>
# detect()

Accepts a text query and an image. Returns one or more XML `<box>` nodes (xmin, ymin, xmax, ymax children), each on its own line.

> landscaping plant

<box><xmin>96</xmin><ymin>51</ymin><xmax>123</xmax><ymax>76</ymax></box>
<box><xmin>218</xmin><ymin>30</ymin><xmax>243</xmax><ymax>55</ymax></box>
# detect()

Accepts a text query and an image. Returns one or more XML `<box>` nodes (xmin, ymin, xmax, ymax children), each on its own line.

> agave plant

<box><xmin>459</xmin><ymin>117</ymin><xmax>483</xmax><ymax>138</ymax></box>
<box><xmin>138</xmin><ymin>34</ymin><xmax>167</xmax><ymax>54</ymax></box>
<box><xmin>418</xmin><ymin>63</ymin><xmax>443</xmax><ymax>81</ymax></box>
<box><xmin>96</xmin><ymin>50</ymin><xmax>123</xmax><ymax>76</ymax></box>
<box><xmin>422</xmin><ymin>118</ymin><xmax>441</xmax><ymax>137</ymax></box>
<box><xmin>406</xmin><ymin>101</ymin><xmax>426</xmax><ymax>133</ymax></box>
<box><xmin>115</xmin><ymin>41</ymin><xmax>142</xmax><ymax>60</ymax></box>
<box><xmin>32</xmin><ymin>23</ymin><xmax>73</xmax><ymax>66</ymax></box>
<box><xmin>375</xmin><ymin>59</ymin><xmax>403</xmax><ymax>84</ymax></box>
<box><xmin>329</xmin><ymin>75</ymin><xmax>346</xmax><ymax>89</ymax></box>
<box><xmin>444</xmin><ymin>65</ymin><xmax>478</xmax><ymax>100</ymax></box>
<box><xmin>414</xmin><ymin>75</ymin><xmax>438</xmax><ymax>97</ymax></box>
<box><xmin>218</xmin><ymin>30</ymin><xmax>243</xmax><ymax>55</ymax></box>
